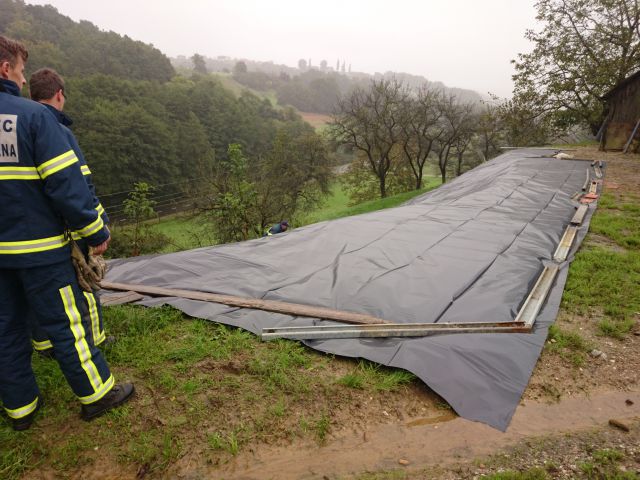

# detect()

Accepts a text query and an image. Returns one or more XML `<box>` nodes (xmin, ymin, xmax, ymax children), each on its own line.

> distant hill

<box><xmin>1</xmin><ymin>0</ymin><xmax>174</xmax><ymax>81</ymax></box>
<box><xmin>172</xmin><ymin>54</ymin><xmax>484</xmax><ymax>114</ymax></box>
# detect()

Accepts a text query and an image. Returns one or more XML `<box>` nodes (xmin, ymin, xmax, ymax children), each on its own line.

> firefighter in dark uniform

<box><xmin>28</xmin><ymin>68</ymin><xmax>110</xmax><ymax>355</ymax></box>
<box><xmin>0</xmin><ymin>35</ymin><xmax>134</xmax><ymax>431</ymax></box>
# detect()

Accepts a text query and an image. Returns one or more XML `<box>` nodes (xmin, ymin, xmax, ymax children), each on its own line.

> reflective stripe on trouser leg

<box><xmin>0</xmin><ymin>269</ymin><xmax>41</xmax><ymax>415</ymax></box>
<box><xmin>59</xmin><ymin>286</ymin><xmax>114</xmax><ymax>403</ymax></box>
<box><xmin>19</xmin><ymin>261</ymin><xmax>114</xmax><ymax>404</ymax></box>
<box><xmin>84</xmin><ymin>291</ymin><xmax>105</xmax><ymax>345</ymax></box>
<box><xmin>32</xmin><ymin>338</ymin><xmax>53</xmax><ymax>351</ymax></box>
<box><xmin>28</xmin><ymin>308</ymin><xmax>53</xmax><ymax>351</ymax></box>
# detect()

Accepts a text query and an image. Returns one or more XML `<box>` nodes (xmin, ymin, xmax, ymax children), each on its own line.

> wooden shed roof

<box><xmin>602</xmin><ymin>69</ymin><xmax>640</xmax><ymax>100</ymax></box>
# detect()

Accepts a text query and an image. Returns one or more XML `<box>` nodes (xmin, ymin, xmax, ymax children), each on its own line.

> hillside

<box><xmin>0</xmin><ymin>0</ymin><xmax>174</xmax><ymax>81</ymax></box>
<box><xmin>172</xmin><ymin>54</ymin><xmax>484</xmax><ymax>115</ymax></box>
<box><xmin>1</xmin><ymin>0</ymin><xmax>318</xmax><ymax>204</ymax></box>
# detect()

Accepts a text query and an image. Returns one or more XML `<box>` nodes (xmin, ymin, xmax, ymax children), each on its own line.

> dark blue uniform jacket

<box><xmin>0</xmin><ymin>78</ymin><xmax>109</xmax><ymax>268</ymax></box>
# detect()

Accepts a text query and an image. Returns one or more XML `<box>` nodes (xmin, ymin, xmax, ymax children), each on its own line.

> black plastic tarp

<box><xmin>105</xmin><ymin>149</ymin><xmax>599</xmax><ymax>430</ymax></box>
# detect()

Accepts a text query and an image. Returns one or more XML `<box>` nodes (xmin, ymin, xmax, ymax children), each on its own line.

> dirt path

<box><xmin>179</xmin><ymin>390</ymin><xmax>639</xmax><ymax>479</ymax></box>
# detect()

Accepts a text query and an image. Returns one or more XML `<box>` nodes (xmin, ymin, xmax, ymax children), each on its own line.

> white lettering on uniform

<box><xmin>0</xmin><ymin>114</ymin><xmax>19</xmax><ymax>163</ymax></box>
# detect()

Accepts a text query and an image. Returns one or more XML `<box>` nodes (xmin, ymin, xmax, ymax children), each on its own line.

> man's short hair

<box><xmin>0</xmin><ymin>35</ymin><xmax>28</xmax><ymax>67</ymax></box>
<box><xmin>29</xmin><ymin>68</ymin><xmax>65</xmax><ymax>102</ymax></box>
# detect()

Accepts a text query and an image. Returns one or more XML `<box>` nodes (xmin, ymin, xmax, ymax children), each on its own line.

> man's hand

<box><xmin>91</xmin><ymin>235</ymin><xmax>110</xmax><ymax>255</ymax></box>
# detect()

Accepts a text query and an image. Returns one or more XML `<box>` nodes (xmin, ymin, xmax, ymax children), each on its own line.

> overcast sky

<box><xmin>27</xmin><ymin>0</ymin><xmax>538</xmax><ymax>97</ymax></box>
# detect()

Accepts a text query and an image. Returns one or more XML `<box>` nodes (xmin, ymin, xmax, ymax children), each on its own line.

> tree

<box><xmin>433</xmin><ymin>94</ymin><xmax>475</xmax><ymax>184</ymax></box>
<box><xmin>207</xmin><ymin>144</ymin><xmax>259</xmax><ymax>243</ymax></box>
<box><xmin>123</xmin><ymin>182</ymin><xmax>157</xmax><ymax>256</ymax></box>
<box><xmin>398</xmin><ymin>86</ymin><xmax>443</xmax><ymax>190</ymax></box>
<box><xmin>476</xmin><ymin>101</ymin><xmax>504</xmax><ymax>161</ymax></box>
<box><xmin>233</xmin><ymin>60</ymin><xmax>248</xmax><ymax>75</ymax></box>
<box><xmin>191</xmin><ymin>53</ymin><xmax>207</xmax><ymax>74</ymax></box>
<box><xmin>205</xmin><ymin>133</ymin><xmax>333</xmax><ymax>241</ymax></box>
<box><xmin>512</xmin><ymin>0</ymin><xmax>640</xmax><ymax>134</ymax></box>
<box><xmin>331</xmin><ymin>78</ymin><xmax>408</xmax><ymax>198</ymax></box>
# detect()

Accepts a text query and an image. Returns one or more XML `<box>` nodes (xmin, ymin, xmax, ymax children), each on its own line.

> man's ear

<box><xmin>0</xmin><ymin>61</ymin><xmax>9</xmax><ymax>78</ymax></box>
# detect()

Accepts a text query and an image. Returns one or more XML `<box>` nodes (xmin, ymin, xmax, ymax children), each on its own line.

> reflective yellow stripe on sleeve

<box><xmin>5</xmin><ymin>397</ymin><xmax>39</xmax><ymax>419</ymax></box>
<box><xmin>59</xmin><ymin>285</ymin><xmax>106</xmax><ymax>397</ymax></box>
<box><xmin>76</xmin><ymin>215</ymin><xmax>104</xmax><ymax>238</ymax></box>
<box><xmin>80</xmin><ymin>165</ymin><xmax>91</xmax><ymax>176</ymax></box>
<box><xmin>96</xmin><ymin>203</ymin><xmax>105</xmax><ymax>216</ymax></box>
<box><xmin>0</xmin><ymin>166</ymin><xmax>40</xmax><ymax>180</ymax></box>
<box><xmin>0</xmin><ymin>234</ymin><xmax>69</xmax><ymax>254</ymax></box>
<box><xmin>37</xmin><ymin>150</ymin><xmax>78</xmax><ymax>179</ymax></box>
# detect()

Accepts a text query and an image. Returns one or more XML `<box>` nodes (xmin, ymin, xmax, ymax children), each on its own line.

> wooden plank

<box><xmin>101</xmin><ymin>281</ymin><xmax>388</xmax><ymax>325</ymax></box>
<box><xmin>570</xmin><ymin>204</ymin><xmax>589</xmax><ymax>225</ymax></box>
<box><xmin>100</xmin><ymin>290</ymin><xmax>144</xmax><ymax>306</ymax></box>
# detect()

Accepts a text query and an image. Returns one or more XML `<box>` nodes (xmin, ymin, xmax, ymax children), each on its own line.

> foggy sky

<box><xmin>26</xmin><ymin>0</ymin><xmax>538</xmax><ymax>97</ymax></box>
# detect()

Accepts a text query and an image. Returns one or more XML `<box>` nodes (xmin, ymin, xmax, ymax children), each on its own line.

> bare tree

<box><xmin>330</xmin><ymin>78</ymin><xmax>408</xmax><ymax>197</ymax></box>
<box><xmin>476</xmin><ymin>101</ymin><xmax>504</xmax><ymax>161</ymax></box>
<box><xmin>433</xmin><ymin>94</ymin><xmax>476</xmax><ymax>183</ymax></box>
<box><xmin>399</xmin><ymin>86</ymin><xmax>444</xmax><ymax>190</ymax></box>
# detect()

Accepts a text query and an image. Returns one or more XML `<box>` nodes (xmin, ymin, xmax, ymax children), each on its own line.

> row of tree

<box><xmin>330</xmin><ymin>79</ymin><xmax>504</xmax><ymax>199</ymax></box>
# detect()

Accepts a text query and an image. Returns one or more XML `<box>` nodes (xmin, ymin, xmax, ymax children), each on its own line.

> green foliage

<box><xmin>208</xmin><ymin>144</ymin><xmax>259</xmax><ymax>242</ymax></box>
<box><xmin>111</xmin><ymin>182</ymin><xmax>170</xmax><ymax>257</ymax></box>
<box><xmin>205</xmin><ymin>132</ymin><xmax>333</xmax><ymax>242</ymax></box>
<box><xmin>342</xmin><ymin>152</ymin><xmax>417</xmax><ymax>204</ymax></box>
<box><xmin>512</xmin><ymin>0</ymin><xmax>640</xmax><ymax>134</ymax></box>
<box><xmin>1</xmin><ymin>0</ymin><xmax>173</xmax><ymax>81</ymax></box>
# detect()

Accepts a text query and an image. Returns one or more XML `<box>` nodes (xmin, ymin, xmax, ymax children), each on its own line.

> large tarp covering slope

<box><xmin>106</xmin><ymin>149</ymin><xmax>599</xmax><ymax>430</ymax></box>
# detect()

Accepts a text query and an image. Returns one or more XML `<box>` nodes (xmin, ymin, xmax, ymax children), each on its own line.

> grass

<box><xmin>546</xmin><ymin>324</ymin><xmax>592</xmax><ymax>366</ymax></box>
<box><xmin>297</xmin><ymin>178</ymin><xmax>441</xmax><ymax>225</ymax></box>
<box><xmin>337</xmin><ymin>360</ymin><xmax>416</xmax><ymax>391</ymax></box>
<box><xmin>560</xmin><ymin>196</ymin><xmax>640</xmax><ymax>342</ymax></box>
<box><xmin>0</xmin><ymin>304</ymin><xmax>420</xmax><ymax>479</ymax></box>
<box><xmin>136</xmin><ymin>179</ymin><xmax>441</xmax><ymax>254</ymax></box>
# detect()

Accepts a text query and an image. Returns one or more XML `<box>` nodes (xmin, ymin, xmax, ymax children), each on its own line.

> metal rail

<box><xmin>514</xmin><ymin>265</ymin><xmax>559</xmax><ymax>328</ymax></box>
<box><xmin>553</xmin><ymin>226</ymin><xmax>578</xmax><ymax>262</ymax></box>
<box><xmin>262</xmin><ymin>322</ymin><xmax>531</xmax><ymax>341</ymax></box>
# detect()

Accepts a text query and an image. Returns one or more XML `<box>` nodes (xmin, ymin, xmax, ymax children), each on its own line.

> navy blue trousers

<box><xmin>32</xmin><ymin>241</ymin><xmax>106</xmax><ymax>351</ymax></box>
<box><xmin>0</xmin><ymin>260</ymin><xmax>114</xmax><ymax>420</ymax></box>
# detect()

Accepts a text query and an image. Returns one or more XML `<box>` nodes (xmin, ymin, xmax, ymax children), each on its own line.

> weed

<box><xmin>269</xmin><ymin>398</ymin><xmax>287</xmax><ymax>417</ymax></box>
<box><xmin>597</xmin><ymin>319</ymin><xmax>636</xmax><ymax>339</ymax></box>
<box><xmin>337</xmin><ymin>372</ymin><xmax>365</xmax><ymax>389</ymax></box>
<box><xmin>0</xmin><ymin>427</ymin><xmax>38</xmax><ymax>480</ymax></box>
<box><xmin>314</xmin><ymin>412</ymin><xmax>331</xmax><ymax>444</ymax></box>
<box><xmin>546</xmin><ymin>325</ymin><xmax>592</xmax><ymax>366</ymax></box>
<box><xmin>593</xmin><ymin>448</ymin><xmax>625</xmax><ymax>465</ymax></box>
<box><xmin>342</xmin><ymin>361</ymin><xmax>416</xmax><ymax>392</ymax></box>
<box><xmin>207</xmin><ymin>431</ymin><xmax>241</xmax><ymax>455</ymax></box>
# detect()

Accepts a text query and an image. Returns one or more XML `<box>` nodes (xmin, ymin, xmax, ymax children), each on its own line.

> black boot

<box><xmin>81</xmin><ymin>383</ymin><xmax>135</xmax><ymax>421</ymax></box>
<box><xmin>12</xmin><ymin>398</ymin><xmax>42</xmax><ymax>431</ymax></box>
